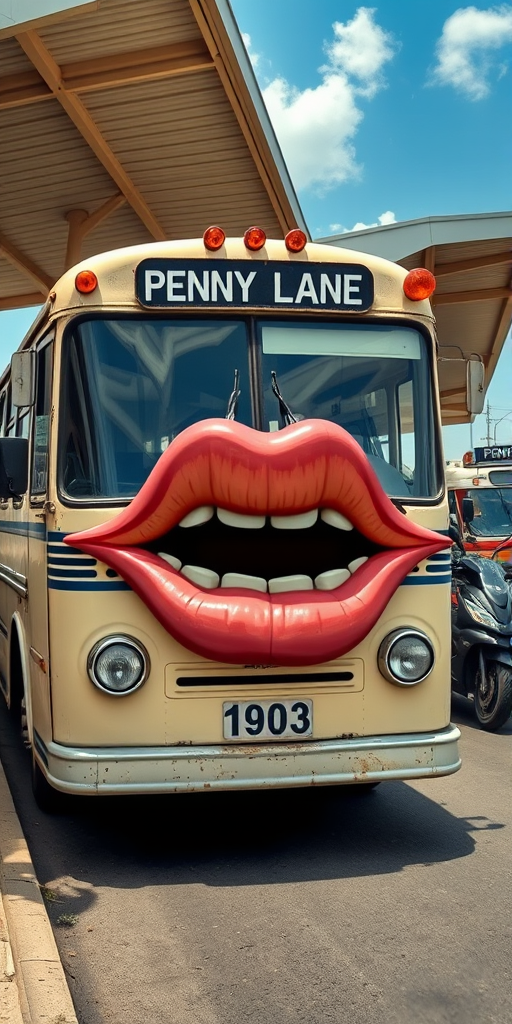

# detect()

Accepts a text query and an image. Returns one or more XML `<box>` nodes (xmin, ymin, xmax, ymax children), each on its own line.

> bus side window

<box><xmin>32</xmin><ymin>339</ymin><xmax>53</xmax><ymax>497</ymax></box>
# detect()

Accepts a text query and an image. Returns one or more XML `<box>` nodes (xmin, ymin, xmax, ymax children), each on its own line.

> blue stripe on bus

<box><xmin>427</xmin><ymin>553</ymin><xmax>451</xmax><ymax>561</ymax></box>
<box><xmin>425</xmin><ymin>564</ymin><xmax>452</xmax><ymax>573</ymax></box>
<box><xmin>0</xmin><ymin>522</ymin><xmax>46</xmax><ymax>539</ymax></box>
<box><xmin>48</xmin><ymin>568</ymin><xmax>98</xmax><ymax>579</ymax></box>
<box><xmin>47</xmin><ymin>544</ymin><xmax>85</xmax><ymax>556</ymax></box>
<box><xmin>33</xmin><ymin>729</ymin><xmax>49</xmax><ymax>767</ymax></box>
<box><xmin>47</xmin><ymin>556</ymin><xmax>97</xmax><ymax>567</ymax></box>
<box><xmin>48</xmin><ymin>579</ymin><xmax>131</xmax><ymax>591</ymax></box>
<box><xmin>401</xmin><ymin>575</ymin><xmax>450</xmax><ymax>585</ymax></box>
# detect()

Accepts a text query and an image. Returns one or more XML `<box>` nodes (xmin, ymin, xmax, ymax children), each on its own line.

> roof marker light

<box><xmin>75</xmin><ymin>270</ymin><xmax>98</xmax><ymax>294</ymax></box>
<box><xmin>244</xmin><ymin>226</ymin><xmax>266</xmax><ymax>251</ymax></box>
<box><xmin>403</xmin><ymin>268</ymin><xmax>436</xmax><ymax>301</ymax></box>
<box><xmin>285</xmin><ymin>229</ymin><xmax>307</xmax><ymax>253</ymax></box>
<box><xmin>463</xmin><ymin>451</ymin><xmax>474</xmax><ymax>466</ymax></box>
<box><xmin>203</xmin><ymin>225</ymin><xmax>225</xmax><ymax>251</ymax></box>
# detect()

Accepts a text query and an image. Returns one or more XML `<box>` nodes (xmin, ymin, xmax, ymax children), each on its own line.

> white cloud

<box><xmin>430</xmin><ymin>5</ymin><xmax>512</xmax><ymax>100</ymax></box>
<box><xmin>241</xmin><ymin>32</ymin><xmax>260</xmax><ymax>70</ymax></box>
<box><xmin>260</xmin><ymin>8</ymin><xmax>397</xmax><ymax>193</ymax></box>
<box><xmin>329</xmin><ymin>211</ymin><xmax>396</xmax><ymax>234</ymax></box>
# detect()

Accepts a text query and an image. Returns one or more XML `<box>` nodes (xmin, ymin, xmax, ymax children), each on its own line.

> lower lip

<box><xmin>75</xmin><ymin>541</ymin><xmax>438</xmax><ymax>665</ymax></box>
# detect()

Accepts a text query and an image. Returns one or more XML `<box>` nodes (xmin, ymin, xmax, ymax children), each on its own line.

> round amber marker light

<box><xmin>285</xmin><ymin>229</ymin><xmax>307</xmax><ymax>253</ymax></box>
<box><xmin>75</xmin><ymin>270</ymin><xmax>98</xmax><ymax>294</ymax></box>
<box><xmin>403</xmin><ymin>268</ymin><xmax>436</xmax><ymax>301</ymax></box>
<box><xmin>244</xmin><ymin>226</ymin><xmax>266</xmax><ymax>251</ymax></box>
<box><xmin>203</xmin><ymin>226</ymin><xmax>225</xmax><ymax>251</ymax></box>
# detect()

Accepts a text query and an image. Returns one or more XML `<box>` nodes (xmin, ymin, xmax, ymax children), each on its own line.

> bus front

<box><xmin>39</xmin><ymin>235</ymin><xmax>460</xmax><ymax>795</ymax></box>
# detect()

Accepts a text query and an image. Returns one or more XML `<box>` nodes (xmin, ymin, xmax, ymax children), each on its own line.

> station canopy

<box><xmin>0</xmin><ymin>0</ymin><xmax>306</xmax><ymax>311</ymax></box>
<box><xmin>319</xmin><ymin>212</ymin><xmax>512</xmax><ymax>426</ymax></box>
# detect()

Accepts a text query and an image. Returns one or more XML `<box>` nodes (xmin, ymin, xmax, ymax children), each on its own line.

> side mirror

<box><xmin>466</xmin><ymin>360</ymin><xmax>485</xmax><ymax>415</ymax></box>
<box><xmin>462</xmin><ymin>496</ymin><xmax>474</xmax><ymax>524</ymax></box>
<box><xmin>11</xmin><ymin>351</ymin><xmax>35</xmax><ymax>408</ymax></box>
<box><xmin>0</xmin><ymin>438</ymin><xmax>29</xmax><ymax>499</ymax></box>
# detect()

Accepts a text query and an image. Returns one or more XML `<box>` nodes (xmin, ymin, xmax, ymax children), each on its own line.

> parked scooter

<box><xmin>450</xmin><ymin>499</ymin><xmax>512</xmax><ymax>731</ymax></box>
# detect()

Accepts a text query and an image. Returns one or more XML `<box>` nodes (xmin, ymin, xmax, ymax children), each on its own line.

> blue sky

<box><xmin>1</xmin><ymin>1</ymin><xmax>511</xmax><ymax>457</ymax></box>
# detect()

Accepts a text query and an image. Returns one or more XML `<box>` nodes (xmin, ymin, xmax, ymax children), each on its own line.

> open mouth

<box><xmin>66</xmin><ymin>419</ymin><xmax>448</xmax><ymax>665</ymax></box>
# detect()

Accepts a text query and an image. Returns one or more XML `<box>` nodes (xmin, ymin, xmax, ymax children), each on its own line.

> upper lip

<box><xmin>66</xmin><ymin>419</ymin><xmax>449</xmax><ymax>665</ymax></box>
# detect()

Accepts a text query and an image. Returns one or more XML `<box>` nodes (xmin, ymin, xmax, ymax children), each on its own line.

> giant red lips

<box><xmin>65</xmin><ymin>419</ymin><xmax>449</xmax><ymax>665</ymax></box>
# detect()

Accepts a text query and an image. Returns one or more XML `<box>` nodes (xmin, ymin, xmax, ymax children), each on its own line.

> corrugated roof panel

<box><xmin>436</xmin><ymin>302</ymin><xmax>504</xmax><ymax>360</ymax></box>
<box><xmin>39</xmin><ymin>0</ymin><xmax>201</xmax><ymax>62</ymax></box>
<box><xmin>0</xmin><ymin>34</ymin><xmax>34</xmax><ymax>75</ymax></box>
<box><xmin>81</xmin><ymin>71</ymin><xmax>283</xmax><ymax>236</ymax></box>
<box><xmin>79</xmin><ymin>206</ymin><xmax>152</xmax><ymax>261</ymax></box>
<box><xmin>0</xmin><ymin>102</ymin><xmax>118</xmax><ymax>216</ymax></box>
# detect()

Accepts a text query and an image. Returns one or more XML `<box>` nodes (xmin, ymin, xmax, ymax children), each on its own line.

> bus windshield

<box><xmin>467</xmin><ymin>487</ymin><xmax>512</xmax><ymax>538</ymax></box>
<box><xmin>59</xmin><ymin>316</ymin><xmax>440</xmax><ymax>501</ymax></box>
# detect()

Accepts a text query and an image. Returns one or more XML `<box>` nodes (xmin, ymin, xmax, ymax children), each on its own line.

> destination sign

<box><xmin>474</xmin><ymin>446</ymin><xmax>512</xmax><ymax>463</ymax></box>
<box><xmin>135</xmin><ymin>259</ymin><xmax>374</xmax><ymax>311</ymax></box>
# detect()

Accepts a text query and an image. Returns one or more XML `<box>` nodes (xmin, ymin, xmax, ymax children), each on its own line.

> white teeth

<box><xmin>217</xmin><ymin>508</ymin><xmax>266</xmax><ymax>529</ymax></box>
<box><xmin>178</xmin><ymin>506</ymin><xmax>214</xmax><ymax>528</ymax></box>
<box><xmin>270</xmin><ymin>510</ymin><xmax>318</xmax><ymax>530</ymax></box>
<box><xmin>221</xmin><ymin>573</ymin><xmax>268</xmax><ymax>592</ymax></box>
<box><xmin>268</xmin><ymin>575</ymin><xmax>314</xmax><ymax>593</ymax></box>
<box><xmin>158</xmin><ymin>552</ymin><xmax>182</xmax><ymax>570</ymax></box>
<box><xmin>314</xmin><ymin>568</ymin><xmax>351</xmax><ymax>591</ymax></box>
<box><xmin>320</xmin><ymin>509</ymin><xmax>353</xmax><ymax>531</ymax></box>
<box><xmin>348</xmin><ymin>556</ymin><xmax>368</xmax><ymax>574</ymax></box>
<box><xmin>181</xmin><ymin>565</ymin><xmax>219</xmax><ymax>589</ymax></box>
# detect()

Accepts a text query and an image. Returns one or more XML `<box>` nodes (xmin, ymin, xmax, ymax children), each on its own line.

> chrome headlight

<box><xmin>378</xmin><ymin>629</ymin><xmax>435</xmax><ymax>686</ymax></box>
<box><xmin>87</xmin><ymin>636</ymin><xmax>149</xmax><ymax>695</ymax></box>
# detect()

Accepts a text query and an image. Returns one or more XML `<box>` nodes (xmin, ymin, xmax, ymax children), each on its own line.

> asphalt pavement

<box><xmin>0</xmin><ymin>694</ymin><xmax>510</xmax><ymax>1024</ymax></box>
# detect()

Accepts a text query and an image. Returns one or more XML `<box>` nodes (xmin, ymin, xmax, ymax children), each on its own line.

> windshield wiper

<box><xmin>225</xmin><ymin>369</ymin><xmax>241</xmax><ymax>420</ymax></box>
<box><xmin>271</xmin><ymin>371</ymin><xmax>297</xmax><ymax>427</ymax></box>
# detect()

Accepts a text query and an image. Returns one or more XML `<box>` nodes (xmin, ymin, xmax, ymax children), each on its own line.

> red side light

<box><xmin>462</xmin><ymin>451</ymin><xmax>474</xmax><ymax>466</ymax></box>
<box><xmin>244</xmin><ymin>226</ymin><xmax>266</xmax><ymax>251</ymax></box>
<box><xmin>285</xmin><ymin>229</ymin><xmax>307</xmax><ymax>253</ymax></box>
<box><xmin>75</xmin><ymin>270</ymin><xmax>98</xmax><ymax>294</ymax></box>
<box><xmin>203</xmin><ymin>226</ymin><xmax>225</xmax><ymax>251</ymax></box>
<box><xmin>403</xmin><ymin>268</ymin><xmax>436</xmax><ymax>301</ymax></box>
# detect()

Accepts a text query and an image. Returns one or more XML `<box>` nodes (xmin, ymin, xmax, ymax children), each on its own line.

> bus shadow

<box><xmin>0</xmin><ymin>702</ymin><xmax>503</xmax><ymax>918</ymax></box>
<box><xmin>19</xmin><ymin>778</ymin><xmax>492</xmax><ymax>920</ymax></box>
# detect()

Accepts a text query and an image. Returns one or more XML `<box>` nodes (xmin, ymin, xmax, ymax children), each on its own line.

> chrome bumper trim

<box><xmin>37</xmin><ymin>725</ymin><xmax>461</xmax><ymax>795</ymax></box>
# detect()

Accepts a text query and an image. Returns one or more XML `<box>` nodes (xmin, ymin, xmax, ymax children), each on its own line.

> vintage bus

<box><xmin>447</xmin><ymin>452</ymin><xmax>512</xmax><ymax>563</ymax></box>
<box><xmin>0</xmin><ymin>227</ymin><xmax>461</xmax><ymax>808</ymax></box>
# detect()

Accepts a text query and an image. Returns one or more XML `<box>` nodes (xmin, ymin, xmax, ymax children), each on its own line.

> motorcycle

<box><xmin>450</xmin><ymin>503</ymin><xmax>512</xmax><ymax>732</ymax></box>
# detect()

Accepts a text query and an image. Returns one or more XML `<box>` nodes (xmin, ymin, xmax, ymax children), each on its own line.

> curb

<box><xmin>0</xmin><ymin>761</ymin><xmax>78</xmax><ymax>1024</ymax></box>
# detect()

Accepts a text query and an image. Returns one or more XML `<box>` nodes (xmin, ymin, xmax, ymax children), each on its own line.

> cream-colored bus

<box><xmin>0</xmin><ymin>227</ymin><xmax>461</xmax><ymax>808</ymax></box>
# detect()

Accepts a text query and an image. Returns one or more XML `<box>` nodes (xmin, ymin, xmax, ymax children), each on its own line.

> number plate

<box><xmin>223</xmin><ymin>699</ymin><xmax>313</xmax><ymax>740</ymax></box>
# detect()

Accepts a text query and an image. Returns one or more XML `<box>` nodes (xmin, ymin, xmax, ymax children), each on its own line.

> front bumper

<box><xmin>35</xmin><ymin>724</ymin><xmax>461</xmax><ymax>795</ymax></box>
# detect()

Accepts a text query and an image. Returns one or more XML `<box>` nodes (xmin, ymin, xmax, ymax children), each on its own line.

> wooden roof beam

<box><xmin>423</xmin><ymin>245</ymin><xmax>436</xmax><ymax>273</ymax></box>
<box><xmin>434</xmin><ymin>286</ymin><xmax>512</xmax><ymax>305</ymax></box>
<box><xmin>0</xmin><ymin>229</ymin><xmax>52</xmax><ymax>292</ymax></box>
<box><xmin>62</xmin><ymin>39</ymin><xmax>215</xmax><ymax>92</ymax></box>
<box><xmin>0</xmin><ymin>292</ymin><xmax>47</xmax><ymax>311</ymax></box>
<box><xmin>16</xmin><ymin>30</ymin><xmax>167</xmax><ymax>242</ymax></box>
<box><xmin>0</xmin><ymin>40</ymin><xmax>215</xmax><ymax>110</ymax></box>
<box><xmin>434</xmin><ymin>250</ymin><xmax>512</xmax><ymax>277</ymax></box>
<box><xmin>64</xmin><ymin>193</ymin><xmax>127</xmax><ymax>270</ymax></box>
<box><xmin>0</xmin><ymin>68</ymin><xmax>50</xmax><ymax>109</ymax></box>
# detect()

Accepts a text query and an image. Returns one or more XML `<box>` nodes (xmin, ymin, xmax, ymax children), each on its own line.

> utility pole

<box><xmin>485</xmin><ymin>402</ymin><xmax>492</xmax><ymax>446</ymax></box>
